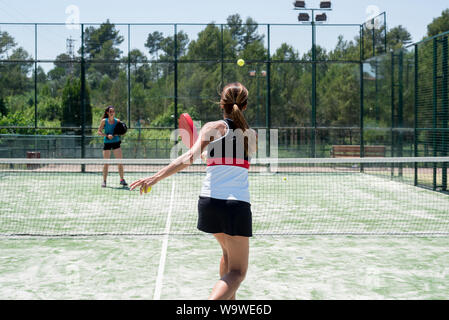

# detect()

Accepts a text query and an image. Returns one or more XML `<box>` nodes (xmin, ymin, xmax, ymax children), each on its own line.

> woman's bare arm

<box><xmin>129</xmin><ymin>121</ymin><xmax>223</xmax><ymax>194</ymax></box>
<box><xmin>97</xmin><ymin>119</ymin><xmax>106</xmax><ymax>137</ymax></box>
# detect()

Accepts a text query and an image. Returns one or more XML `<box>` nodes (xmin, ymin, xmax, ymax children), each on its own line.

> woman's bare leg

<box><xmin>213</xmin><ymin>234</ymin><xmax>235</xmax><ymax>300</ymax></box>
<box><xmin>209</xmin><ymin>234</ymin><xmax>249</xmax><ymax>300</ymax></box>
<box><xmin>102</xmin><ymin>150</ymin><xmax>111</xmax><ymax>183</ymax></box>
<box><xmin>112</xmin><ymin>147</ymin><xmax>124</xmax><ymax>180</ymax></box>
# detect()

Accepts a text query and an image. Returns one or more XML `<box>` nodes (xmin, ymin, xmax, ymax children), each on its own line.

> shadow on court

<box><xmin>104</xmin><ymin>186</ymin><xmax>130</xmax><ymax>191</ymax></box>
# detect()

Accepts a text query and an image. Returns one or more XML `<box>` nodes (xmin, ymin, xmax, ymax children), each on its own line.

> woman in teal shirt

<box><xmin>97</xmin><ymin>106</ymin><xmax>128</xmax><ymax>188</ymax></box>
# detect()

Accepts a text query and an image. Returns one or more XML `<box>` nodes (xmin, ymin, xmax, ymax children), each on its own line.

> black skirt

<box><xmin>197</xmin><ymin>196</ymin><xmax>252</xmax><ymax>237</ymax></box>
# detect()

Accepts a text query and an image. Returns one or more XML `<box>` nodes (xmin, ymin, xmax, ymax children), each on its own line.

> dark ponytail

<box><xmin>220</xmin><ymin>83</ymin><xmax>249</xmax><ymax>132</ymax></box>
<box><xmin>103</xmin><ymin>106</ymin><xmax>114</xmax><ymax>119</ymax></box>
<box><xmin>230</xmin><ymin>104</ymin><xmax>249</xmax><ymax>132</ymax></box>
<box><xmin>221</xmin><ymin>83</ymin><xmax>255</xmax><ymax>156</ymax></box>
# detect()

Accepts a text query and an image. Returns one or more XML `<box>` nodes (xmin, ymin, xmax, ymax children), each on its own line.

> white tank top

<box><xmin>200</xmin><ymin>119</ymin><xmax>251</xmax><ymax>203</ymax></box>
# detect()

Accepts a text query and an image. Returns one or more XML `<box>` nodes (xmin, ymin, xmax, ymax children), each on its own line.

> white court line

<box><xmin>153</xmin><ymin>180</ymin><xmax>175</xmax><ymax>300</ymax></box>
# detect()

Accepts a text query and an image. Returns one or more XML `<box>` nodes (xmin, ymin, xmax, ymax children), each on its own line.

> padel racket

<box><xmin>178</xmin><ymin>113</ymin><xmax>198</xmax><ymax>148</ymax></box>
<box><xmin>113</xmin><ymin>121</ymin><xmax>128</xmax><ymax>136</ymax></box>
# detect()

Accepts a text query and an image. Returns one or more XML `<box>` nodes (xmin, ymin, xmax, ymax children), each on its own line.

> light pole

<box><xmin>293</xmin><ymin>1</ymin><xmax>332</xmax><ymax>157</ymax></box>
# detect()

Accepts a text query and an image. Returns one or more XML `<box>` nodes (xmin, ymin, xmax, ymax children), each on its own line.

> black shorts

<box><xmin>103</xmin><ymin>141</ymin><xmax>121</xmax><ymax>151</ymax></box>
<box><xmin>197</xmin><ymin>196</ymin><xmax>252</xmax><ymax>237</ymax></box>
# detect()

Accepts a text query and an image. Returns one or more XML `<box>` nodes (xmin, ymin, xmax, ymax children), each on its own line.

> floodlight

<box><xmin>298</xmin><ymin>13</ymin><xmax>310</xmax><ymax>22</ymax></box>
<box><xmin>316</xmin><ymin>13</ymin><xmax>327</xmax><ymax>22</ymax></box>
<box><xmin>320</xmin><ymin>1</ymin><xmax>331</xmax><ymax>9</ymax></box>
<box><xmin>294</xmin><ymin>1</ymin><xmax>306</xmax><ymax>8</ymax></box>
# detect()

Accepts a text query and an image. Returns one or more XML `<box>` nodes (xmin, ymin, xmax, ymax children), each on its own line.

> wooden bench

<box><xmin>331</xmin><ymin>145</ymin><xmax>386</xmax><ymax>158</ymax></box>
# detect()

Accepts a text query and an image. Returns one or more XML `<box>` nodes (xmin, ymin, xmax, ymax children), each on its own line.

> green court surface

<box><xmin>1</xmin><ymin>161</ymin><xmax>449</xmax><ymax>299</ymax></box>
<box><xmin>1</xmin><ymin>236</ymin><xmax>449</xmax><ymax>299</ymax></box>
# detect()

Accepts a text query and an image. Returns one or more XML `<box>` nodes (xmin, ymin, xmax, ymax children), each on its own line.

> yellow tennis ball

<box><xmin>283</xmin><ymin>177</ymin><xmax>287</xmax><ymax>181</ymax></box>
<box><xmin>237</xmin><ymin>59</ymin><xmax>245</xmax><ymax>67</ymax></box>
<box><xmin>143</xmin><ymin>186</ymin><xmax>152</xmax><ymax>193</ymax></box>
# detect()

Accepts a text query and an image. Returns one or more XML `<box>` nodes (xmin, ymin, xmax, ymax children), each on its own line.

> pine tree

<box><xmin>61</xmin><ymin>77</ymin><xmax>92</xmax><ymax>135</ymax></box>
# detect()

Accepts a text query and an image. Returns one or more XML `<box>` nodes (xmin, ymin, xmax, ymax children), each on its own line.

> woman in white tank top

<box><xmin>130</xmin><ymin>82</ymin><xmax>257</xmax><ymax>300</ymax></box>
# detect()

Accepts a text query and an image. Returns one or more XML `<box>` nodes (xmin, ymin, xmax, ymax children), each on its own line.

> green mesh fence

<box><xmin>0</xmin><ymin>21</ymin><xmax>366</xmax><ymax>159</ymax></box>
<box><xmin>414</xmin><ymin>33</ymin><xmax>449</xmax><ymax>190</ymax></box>
<box><xmin>361</xmin><ymin>12</ymin><xmax>387</xmax><ymax>60</ymax></box>
<box><xmin>363</xmin><ymin>32</ymin><xmax>449</xmax><ymax>191</ymax></box>
<box><xmin>1</xmin><ymin>18</ymin><xmax>448</xmax><ymax>170</ymax></box>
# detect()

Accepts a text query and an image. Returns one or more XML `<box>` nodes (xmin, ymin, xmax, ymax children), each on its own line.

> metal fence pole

<box><xmin>360</xmin><ymin>63</ymin><xmax>365</xmax><ymax>156</ymax></box>
<box><xmin>311</xmin><ymin>20</ymin><xmax>316</xmax><ymax>158</ymax></box>
<box><xmin>360</xmin><ymin>25</ymin><xmax>365</xmax><ymax>160</ymax></box>
<box><xmin>174</xmin><ymin>24</ymin><xmax>178</xmax><ymax>130</ymax></box>
<box><xmin>432</xmin><ymin>38</ymin><xmax>438</xmax><ymax>190</ymax></box>
<box><xmin>360</xmin><ymin>24</ymin><xmax>364</xmax><ymax>61</ymax></box>
<box><xmin>266</xmin><ymin>24</ymin><xmax>271</xmax><ymax>157</ymax></box>
<box><xmin>383</xmin><ymin>12</ymin><xmax>387</xmax><ymax>54</ymax></box>
<box><xmin>80</xmin><ymin>24</ymin><xmax>86</xmax><ymax>171</ymax></box>
<box><xmin>375</xmin><ymin>58</ymin><xmax>380</xmax><ymax>123</ymax></box>
<box><xmin>128</xmin><ymin>24</ymin><xmax>131</xmax><ymax>128</ymax></box>
<box><xmin>442</xmin><ymin>36</ymin><xmax>448</xmax><ymax>191</ymax></box>
<box><xmin>221</xmin><ymin>24</ymin><xmax>224</xmax><ymax>91</ymax></box>
<box><xmin>34</xmin><ymin>24</ymin><xmax>38</xmax><ymax>130</ymax></box>
<box><xmin>391</xmin><ymin>51</ymin><xmax>395</xmax><ymax>177</ymax></box>
<box><xmin>414</xmin><ymin>44</ymin><xmax>419</xmax><ymax>186</ymax></box>
<box><xmin>398</xmin><ymin>50</ymin><xmax>404</xmax><ymax>177</ymax></box>
<box><xmin>372</xmin><ymin>18</ymin><xmax>375</xmax><ymax>58</ymax></box>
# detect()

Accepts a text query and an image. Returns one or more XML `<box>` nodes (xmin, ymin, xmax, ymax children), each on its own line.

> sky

<box><xmin>0</xmin><ymin>0</ymin><xmax>447</xmax><ymax>40</ymax></box>
<box><xmin>0</xmin><ymin>0</ymin><xmax>448</xmax><ymax>65</ymax></box>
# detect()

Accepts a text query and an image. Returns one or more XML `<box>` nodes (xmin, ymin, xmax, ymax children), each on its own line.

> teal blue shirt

<box><xmin>104</xmin><ymin>118</ymin><xmax>121</xmax><ymax>144</ymax></box>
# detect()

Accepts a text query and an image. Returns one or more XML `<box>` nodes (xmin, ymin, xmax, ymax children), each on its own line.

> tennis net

<box><xmin>0</xmin><ymin>157</ymin><xmax>448</xmax><ymax>236</ymax></box>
